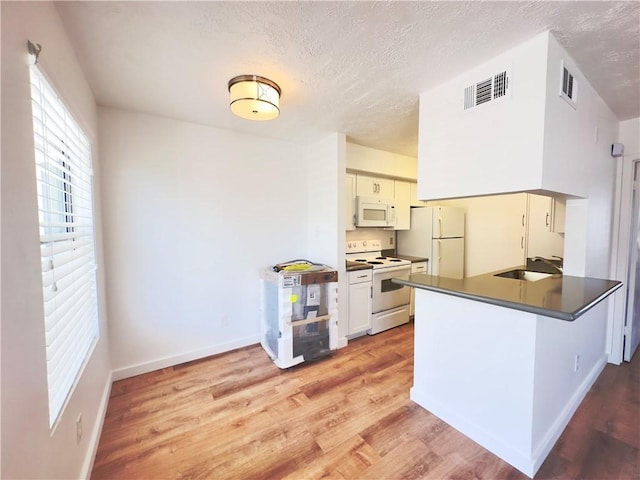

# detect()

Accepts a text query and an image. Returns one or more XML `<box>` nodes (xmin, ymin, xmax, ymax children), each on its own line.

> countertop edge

<box><xmin>392</xmin><ymin>276</ymin><xmax>623</xmax><ymax>322</ymax></box>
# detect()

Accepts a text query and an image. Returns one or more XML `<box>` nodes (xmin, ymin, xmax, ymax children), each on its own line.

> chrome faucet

<box><xmin>531</xmin><ymin>256</ymin><xmax>563</xmax><ymax>273</ymax></box>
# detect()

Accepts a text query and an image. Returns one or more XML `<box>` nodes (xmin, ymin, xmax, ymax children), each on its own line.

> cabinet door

<box><xmin>552</xmin><ymin>198</ymin><xmax>566</xmax><ymax>233</ymax></box>
<box><xmin>527</xmin><ymin>194</ymin><xmax>564</xmax><ymax>259</ymax></box>
<box><xmin>356</xmin><ymin>174</ymin><xmax>394</xmax><ymax>198</ymax></box>
<box><xmin>345</xmin><ymin>173</ymin><xmax>356</xmax><ymax>231</ymax></box>
<box><xmin>348</xmin><ymin>281</ymin><xmax>372</xmax><ymax>334</ymax></box>
<box><xmin>376</xmin><ymin>177</ymin><xmax>395</xmax><ymax>198</ymax></box>
<box><xmin>394</xmin><ymin>180</ymin><xmax>411</xmax><ymax>230</ymax></box>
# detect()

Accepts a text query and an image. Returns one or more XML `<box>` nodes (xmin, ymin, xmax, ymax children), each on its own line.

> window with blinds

<box><xmin>29</xmin><ymin>64</ymin><xmax>100</xmax><ymax>428</ymax></box>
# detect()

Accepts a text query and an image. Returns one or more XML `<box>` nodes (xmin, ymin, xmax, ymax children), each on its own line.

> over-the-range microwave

<box><xmin>356</xmin><ymin>196</ymin><xmax>396</xmax><ymax>228</ymax></box>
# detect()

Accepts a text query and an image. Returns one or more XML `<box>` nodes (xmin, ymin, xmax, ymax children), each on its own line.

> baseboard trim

<box><xmin>112</xmin><ymin>335</ymin><xmax>261</xmax><ymax>381</ymax></box>
<box><xmin>410</xmin><ymin>386</ymin><xmax>535</xmax><ymax>477</ymax></box>
<box><xmin>530</xmin><ymin>354</ymin><xmax>607</xmax><ymax>473</ymax></box>
<box><xmin>410</xmin><ymin>354</ymin><xmax>608</xmax><ymax>478</ymax></box>
<box><xmin>80</xmin><ymin>370</ymin><xmax>113</xmax><ymax>479</ymax></box>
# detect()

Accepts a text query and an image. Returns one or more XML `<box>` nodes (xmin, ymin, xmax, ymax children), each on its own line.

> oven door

<box><xmin>372</xmin><ymin>265</ymin><xmax>411</xmax><ymax>313</ymax></box>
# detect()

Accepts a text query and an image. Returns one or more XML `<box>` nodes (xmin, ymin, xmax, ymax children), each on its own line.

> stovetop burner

<box><xmin>346</xmin><ymin>244</ymin><xmax>412</xmax><ymax>269</ymax></box>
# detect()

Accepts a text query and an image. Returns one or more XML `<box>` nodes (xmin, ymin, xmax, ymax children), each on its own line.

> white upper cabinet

<box><xmin>356</xmin><ymin>174</ymin><xmax>394</xmax><ymax>199</ymax></box>
<box><xmin>551</xmin><ymin>197</ymin><xmax>566</xmax><ymax>234</ymax></box>
<box><xmin>417</xmin><ymin>31</ymin><xmax>612</xmax><ymax>201</ymax></box>
<box><xmin>394</xmin><ymin>180</ymin><xmax>411</xmax><ymax>230</ymax></box>
<box><xmin>526</xmin><ymin>194</ymin><xmax>565</xmax><ymax>259</ymax></box>
<box><xmin>345</xmin><ymin>173</ymin><xmax>356</xmax><ymax>231</ymax></box>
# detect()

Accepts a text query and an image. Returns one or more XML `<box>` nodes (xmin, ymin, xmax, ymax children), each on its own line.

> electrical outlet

<box><xmin>389</xmin><ymin>236</ymin><xmax>394</xmax><ymax>245</ymax></box>
<box><xmin>574</xmin><ymin>354</ymin><xmax>580</xmax><ymax>372</ymax></box>
<box><xmin>76</xmin><ymin>414</ymin><xmax>83</xmax><ymax>444</ymax></box>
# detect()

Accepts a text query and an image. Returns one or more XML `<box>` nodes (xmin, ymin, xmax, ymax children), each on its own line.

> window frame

<box><xmin>29</xmin><ymin>63</ymin><xmax>100</xmax><ymax>429</ymax></box>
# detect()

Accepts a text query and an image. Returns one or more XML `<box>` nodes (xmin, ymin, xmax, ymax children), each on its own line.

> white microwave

<box><xmin>356</xmin><ymin>196</ymin><xmax>396</xmax><ymax>227</ymax></box>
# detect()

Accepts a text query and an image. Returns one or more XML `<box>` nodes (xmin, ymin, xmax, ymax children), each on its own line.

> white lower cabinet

<box><xmin>348</xmin><ymin>269</ymin><xmax>372</xmax><ymax>335</ymax></box>
<box><xmin>410</xmin><ymin>261</ymin><xmax>427</xmax><ymax>316</ymax></box>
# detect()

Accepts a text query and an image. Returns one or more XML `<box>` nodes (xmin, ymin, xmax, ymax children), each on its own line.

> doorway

<box><xmin>624</xmin><ymin>160</ymin><xmax>640</xmax><ymax>361</ymax></box>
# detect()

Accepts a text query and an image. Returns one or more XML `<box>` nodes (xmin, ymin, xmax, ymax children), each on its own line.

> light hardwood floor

<box><xmin>92</xmin><ymin>323</ymin><xmax>639</xmax><ymax>479</ymax></box>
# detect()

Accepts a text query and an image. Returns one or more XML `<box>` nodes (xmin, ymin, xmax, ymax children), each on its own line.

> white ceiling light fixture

<box><xmin>228</xmin><ymin>74</ymin><xmax>281</xmax><ymax>121</ymax></box>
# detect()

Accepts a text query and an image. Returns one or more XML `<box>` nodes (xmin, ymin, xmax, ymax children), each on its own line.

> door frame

<box><xmin>609</xmin><ymin>156</ymin><xmax>640</xmax><ymax>363</ymax></box>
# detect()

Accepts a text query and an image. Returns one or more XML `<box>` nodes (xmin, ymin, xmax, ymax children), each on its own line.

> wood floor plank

<box><xmin>91</xmin><ymin>322</ymin><xmax>640</xmax><ymax>480</ymax></box>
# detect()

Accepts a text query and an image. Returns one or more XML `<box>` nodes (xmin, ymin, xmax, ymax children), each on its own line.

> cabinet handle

<box><xmin>521</xmin><ymin>236</ymin><xmax>524</xmax><ymax>249</ymax></box>
<box><xmin>353</xmin><ymin>213</ymin><xmax>356</xmax><ymax>227</ymax></box>
<box><xmin>370</xmin><ymin>286</ymin><xmax>373</xmax><ymax>298</ymax></box>
<box><xmin>545</xmin><ymin>213</ymin><xmax>550</xmax><ymax>227</ymax></box>
<box><xmin>522</xmin><ymin>214</ymin><xmax>525</xmax><ymax>227</ymax></box>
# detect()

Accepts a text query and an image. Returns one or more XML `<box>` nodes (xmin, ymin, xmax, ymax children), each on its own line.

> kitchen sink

<box><xmin>494</xmin><ymin>269</ymin><xmax>553</xmax><ymax>282</ymax></box>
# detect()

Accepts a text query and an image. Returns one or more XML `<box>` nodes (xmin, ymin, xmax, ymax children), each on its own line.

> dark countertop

<box><xmin>392</xmin><ymin>267</ymin><xmax>622</xmax><ymax>321</ymax></box>
<box><xmin>394</xmin><ymin>254</ymin><xmax>428</xmax><ymax>263</ymax></box>
<box><xmin>346</xmin><ymin>260</ymin><xmax>373</xmax><ymax>272</ymax></box>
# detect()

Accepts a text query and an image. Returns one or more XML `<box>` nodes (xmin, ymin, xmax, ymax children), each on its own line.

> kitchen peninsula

<box><xmin>393</xmin><ymin>270</ymin><xmax>621</xmax><ymax>477</ymax></box>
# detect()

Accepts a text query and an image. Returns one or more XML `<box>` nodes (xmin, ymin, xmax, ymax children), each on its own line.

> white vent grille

<box><xmin>560</xmin><ymin>61</ymin><xmax>578</xmax><ymax>109</ymax></box>
<box><xmin>464</xmin><ymin>69</ymin><xmax>510</xmax><ymax>110</ymax></box>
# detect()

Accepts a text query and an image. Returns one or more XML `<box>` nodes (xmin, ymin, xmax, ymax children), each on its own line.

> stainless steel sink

<box><xmin>494</xmin><ymin>269</ymin><xmax>553</xmax><ymax>282</ymax></box>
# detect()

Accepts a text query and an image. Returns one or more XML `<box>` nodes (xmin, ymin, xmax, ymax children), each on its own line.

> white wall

<box><xmin>98</xmin><ymin>107</ymin><xmax>311</xmax><ymax>378</ymax></box>
<box><xmin>417</xmin><ymin>31</ymin><xmax>616</xmax><ymax>202</ymax></box>
<box><xmin>543</xmin><ymin>34</ymin><xmax>620</xmax><ymax>279</ymax></box>
<box><xmin>417</xmin><ymin>33</ymin><xmax>549</xmax><ymax>200</ymax></box>
<box><xmin>306</xmin><ymin>133</ymin><xmax>348</xmax><ymax>346</ymax></box>
<box><xmin>1</xmin><ymin>2</ymin><xmax>112</xmax><ymax>478</ymax></box>
<box><xmin>412</xmin><ymin>288</ymin><xmax>610</xmax><ymax>477</ymax></box>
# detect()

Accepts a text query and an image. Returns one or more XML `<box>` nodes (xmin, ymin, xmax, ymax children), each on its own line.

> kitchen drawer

<box><xmin>349</xmin><ymin>269</ymin><xmax>373</xmax><ymax>284</ymax></box>
<box><xmin>411</xmin><ymin>261</ymin><xmax>428</xmax><ymax>274</ymax></box>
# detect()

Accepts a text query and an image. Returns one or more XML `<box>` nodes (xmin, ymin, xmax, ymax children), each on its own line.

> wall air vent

<box><xmin>464</xmin><ymin>69</ymin><xmax>511</xmax><ymax>110</ymax></box>
<box><xmin>559</xmin><ymin>61</ymin><xmax>577</xmax><ymax>109</ymax></box>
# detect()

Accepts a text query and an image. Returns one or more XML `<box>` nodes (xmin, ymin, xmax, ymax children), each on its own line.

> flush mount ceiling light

<box><xmin>228</xmin><ymin>75</ymin><xmax>281</xmax><ymax>121</ymax></box>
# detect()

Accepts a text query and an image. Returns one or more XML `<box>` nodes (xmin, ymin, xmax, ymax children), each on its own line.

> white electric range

<box><xmin>346</xmin><ymin>240</ymin><xmax>411</xmax><ymax>334</ymax></box>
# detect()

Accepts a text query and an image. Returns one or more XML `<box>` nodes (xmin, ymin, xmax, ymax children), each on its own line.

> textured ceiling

<box><xmin>55</xmin><ymin>1</ymin><xmax>639</xmax><ymax>157</ymax></box>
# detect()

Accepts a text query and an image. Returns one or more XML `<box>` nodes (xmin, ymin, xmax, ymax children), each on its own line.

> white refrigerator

<box><xmin>398</xmin><ymin>206</ymin><xmax>465</xmax><ymax>279</ymax></box>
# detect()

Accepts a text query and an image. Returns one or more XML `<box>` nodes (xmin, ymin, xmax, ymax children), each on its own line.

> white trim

<box><xmin>80</xmin><ymin>371</ymin><xmax>112</xmax><ymax>480</ymax></box>
<box><xmin>529</xmin><ymin>355</ymin><xmax>606</xmax><ymax>474</ymax></box>
<box><xmin>609</xmin><ymin>156</ymin><xmax>639</xmax><ymax>363</ymax></box>
<box><xmin>112</xmin><ymin>335</ymin><xmax>261</xmax><ymax>381</ymax></box>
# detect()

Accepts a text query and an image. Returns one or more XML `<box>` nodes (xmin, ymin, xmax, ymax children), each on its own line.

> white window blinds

<box><xmin>30</xmin><ymin>64</ymin><xmax>100</xmax><ymax>428</ymax></box>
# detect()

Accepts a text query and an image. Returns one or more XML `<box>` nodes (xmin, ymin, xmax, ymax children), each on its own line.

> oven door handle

<box><xmin>375</xmin><ymin>265</ymin><xmax>411</xmax><ymax>275</ymax></box>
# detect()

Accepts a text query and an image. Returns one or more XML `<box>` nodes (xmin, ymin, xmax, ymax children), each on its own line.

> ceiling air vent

<box><xmin>559</xmin><ymin>61</ymin><xmax>577</xmax><ymax>109</ymax></box>
<box><xmin>464</xmin><ymin>69</ymin><xmax>511</xmax><ymax>110</ymax></box>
